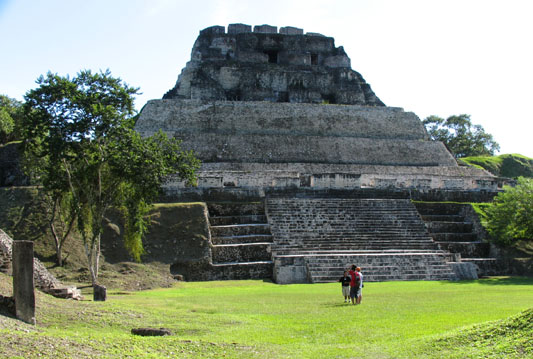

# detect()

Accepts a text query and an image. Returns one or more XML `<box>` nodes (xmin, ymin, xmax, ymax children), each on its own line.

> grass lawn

<box><xmin>1</xmin><ymin>275</ymin><xmax>532</xmax><ymax>358</ymax></box>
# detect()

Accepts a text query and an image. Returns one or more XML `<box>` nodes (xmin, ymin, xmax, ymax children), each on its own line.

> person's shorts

<box><xmin>350</xmin><ymin>286</ymin><xmax>357</xmax><ymax>298</ymax></box>
<box><xmin>356</xmin><ymin>288</ymin><xmax>362</xmax><ymax>297</ymax></box>
<box><xmin>342</xmin><ymin>286</ymin><xmax>350</xmax><ymax>297</ymax></box>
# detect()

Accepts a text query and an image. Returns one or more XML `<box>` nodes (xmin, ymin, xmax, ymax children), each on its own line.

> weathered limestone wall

<box><xmin>136</xmin><ymin>100</ymin><xmax>457</xmax><ymax>167</ymax></box>
<box><xmin>137</xmin><ymin>100</ymin><xmax>427</xmax><ymax>140</ymax></box>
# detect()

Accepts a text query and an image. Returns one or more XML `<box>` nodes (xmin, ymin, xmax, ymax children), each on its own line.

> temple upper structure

<box><xmin>135</xmin><ymin>24</ymin><xmax>497</xmax><ymax>195</ymax></box>
<box><xmin>163</xmin><ymin>24</ymin><xmax>384</xmax><ymax>106</ymax></box>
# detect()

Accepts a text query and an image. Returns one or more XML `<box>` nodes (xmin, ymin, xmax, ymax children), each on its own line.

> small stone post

<box><xmin>12</xmin><ymin>241</ymin><xmax>36</xmax><ymax>325</ymax></box>
<box><xmin>93</xmin><ymin>284</ymin><xmax>107</xmax><ymax>301</ymax></box>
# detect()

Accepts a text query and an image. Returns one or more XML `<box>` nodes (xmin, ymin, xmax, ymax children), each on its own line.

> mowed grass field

<box><xmin>1</xmin><ymin>275</ymin><xmax>532</xmax><ymax>358</ymax></box>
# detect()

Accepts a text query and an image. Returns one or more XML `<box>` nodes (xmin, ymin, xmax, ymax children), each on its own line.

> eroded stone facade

<box><xmin>163</xmin><ymin>24</ymin><xmax>384</xmax><ymax>106</ymax></box>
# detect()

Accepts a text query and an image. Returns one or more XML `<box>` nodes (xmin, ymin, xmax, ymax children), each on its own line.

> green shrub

<box><xmin>486</xmin><ymin>177</ymin><xmax>533</xmax><ymax>244</ymax></box>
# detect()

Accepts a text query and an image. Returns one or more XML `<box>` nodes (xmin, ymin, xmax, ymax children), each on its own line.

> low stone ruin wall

<box><xmin>0</xmin><ymin>229</ymin><xmax>61</xmax><ymax>291</ymax></box>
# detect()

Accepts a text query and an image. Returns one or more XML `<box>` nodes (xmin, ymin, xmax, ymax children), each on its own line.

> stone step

<box><xmin>272</xmin><ymin>239</ymin><xmax>437</xmax><ymax>247</ymax></box>
<box><xmin>431</xmin><ymin>233</ymin><xmax>477</xmax><ymax>242</ymax></box>
<box><xmin>421</xmin><ymin>215</ymin><xmax>464</xmax><ymax>222</ymax></box>
<box><xmin>312</xmin><ymin>264</ymin><xmax>454</xmax><ymax>273</ymax></box>
<box><xmin>273</xmin><ymin>245</ymin><xmax>440</xmax><ymax>254</ymax></box>
<box><xmin>312</xmin><ymin>273</ymin><xmax>453</xmax><ymax>283</ymax></box>
<box><xmin>208</xmin><ymin>202</ymin><xmax>265</xmax><ymax>216</ymax></box>
<box><xmin>312</xmin><ymin>269</ymin><xmax>455</xmax><ymax>280</ymax></box>
<box><xmin>210</xmin><ymin>261</ymin><xmax>273</xmax><ymax>280</ymax></box>
<box><xmin>273</xmin><ymin>249</ymin><xmax>448</xmax><ymax>256</ymax></box>
<box><xmin>210</xmin><ymin>223</ymin><xmax>271</xmax><ymax>237</ymax></box>
<box><xmin>414</xmin><ymin>202</ymin><xmax>466</xmax><ymax>215</ymax></box>
<box><xmin>212</xmin><ymin>243</ymin><xmax>272</xmax><ymax>263</ymax></box>
<box><xmin>212</xmin><ymin>234</ymin><xmax>273</xmax><ymax>245</ymax></box>
<box><xmin>436</xmin><ymin>241</ymin><xmax>490</xmax><ymax>258</ymax></box>
<box><xmin>209</xmin><ymin>215</ymin><xmax>267</xmax><ymax>226</ymax></box>
<box><xmin>461</xmin><ymin>258</ymin><xmax>502</xmax><ymax>277</ymax></box>
<box><xmin>426</xmin><ymin>222</ymin><xmax>473</xmax><ymax>233</ymax></box>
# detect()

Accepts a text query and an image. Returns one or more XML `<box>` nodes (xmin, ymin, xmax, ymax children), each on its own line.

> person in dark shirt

<box><xmin>338</xmin><ymin>270</ymin><xmax>351</xmax><ymax>303</ymax></box>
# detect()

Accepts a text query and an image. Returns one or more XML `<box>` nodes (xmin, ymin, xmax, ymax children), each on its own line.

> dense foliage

<box><xmin>20</xmin><ymin>70</ymin><xmax>200</xmax><ymax>284</ymax></box>
<box><xmin>423</xmin><ymin>114</ymin><xmax>500</xmax><ymax>158</ymax></box>
<box><xmin>486</xmin><ymin>177</ymin><xmax>533</xmax><ymax>244</ymax></box>
<box><xmin>0</xmin><ymin>94</ymin><xmax>23</xmax><ymax>144</ymax></box>
<box><xmin>460</xmin><ymin>154</ymin><xmax>533</xmax><ymax>178</ymax></box>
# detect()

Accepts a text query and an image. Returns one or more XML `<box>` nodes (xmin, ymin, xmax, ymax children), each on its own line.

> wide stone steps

<box><xmin>302</xmin><ymin>253</ymin><xmax>456</xmax><ymax>282</ymax></box>
<box><xmin>267</xmin><ymin>198</ymin><xmax>456</xmax><ymax>282</ymax></box>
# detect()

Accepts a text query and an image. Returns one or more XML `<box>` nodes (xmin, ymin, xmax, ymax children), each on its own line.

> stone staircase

<box><xmin>208</xmin><ymin>202</ymin><xmax>273</xmax><ymax>279</ymax></box>
<box><xmin>266</xmin><ymin>198</ymin><xmax>457</xmax><ymax>283</ymax></box>
<box><xmin>414</xmin><ymin>202</ymin><xmax>501</xmax><ymax>276</ymax></box>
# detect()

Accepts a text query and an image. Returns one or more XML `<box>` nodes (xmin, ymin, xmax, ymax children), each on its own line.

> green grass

<box><xmin>1</xmin><ymin>275</ymin><xmax>532</xmax><ymax>358</ymax></box>
<box><xmin>460</xmin><ymin>153</ymin><xmax>533</xmax><ymax>178</ymax></box>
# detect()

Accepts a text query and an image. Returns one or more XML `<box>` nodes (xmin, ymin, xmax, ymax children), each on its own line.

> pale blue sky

<box><xmin>1</xmin><ymin>0</ymin><xmax>532</xmax><ymax>157</ymax></box>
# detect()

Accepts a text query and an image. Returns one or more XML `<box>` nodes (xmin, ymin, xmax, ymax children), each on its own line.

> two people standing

<box><xmin>339</xmin><ymin>265</ymin><xmax>363</xmax><ymax>305</ymax></box>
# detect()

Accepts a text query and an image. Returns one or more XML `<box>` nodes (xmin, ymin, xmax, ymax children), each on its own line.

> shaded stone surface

<box><xmin>0</xmin><ymin>294</ymin><xmax>15</xmax><ymax>317</ymax></box>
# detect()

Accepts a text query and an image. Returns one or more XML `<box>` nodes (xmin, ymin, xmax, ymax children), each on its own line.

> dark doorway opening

<box><xmin>311</xmin><ymin>53</ymin><xmax>318</xmax><ymax>65</ymax></box>
<box><xmin>264</xmin><ymin>50</ymin><xmax>279</xmax><ymax>64</ymax></box>
<box><xmin>322</xmin><ymin>94</ymin><xmax>336</xmax><ymax>104</ymax></box>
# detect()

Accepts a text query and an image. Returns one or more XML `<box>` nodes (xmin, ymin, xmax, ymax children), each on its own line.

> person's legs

<box><xmin>342</xmin><ymin>286</ymin><xmax>350</xmax><ymax>302</ymax></box>
<box><xmin>356</xmin><ymin>288</ymin><xmax>362</xmax><ymax>304</ymax></box>
<box><xmin>349</xmin><ymin>286</ymin><xmax>356</xmax><ymax>304</ymax></box>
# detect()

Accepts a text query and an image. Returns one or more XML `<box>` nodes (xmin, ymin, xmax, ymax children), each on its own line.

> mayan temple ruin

<box><xmin>135</xmin><ymin>24</ymin><xmax>501</xmax><ymax>283</ymax></box>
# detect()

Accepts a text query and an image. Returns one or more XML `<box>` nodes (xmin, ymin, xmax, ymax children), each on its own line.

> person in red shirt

<box><xmin>348</xmin><ymin>264</ymin><xmax>361</xmax><ymax>305</ymax></box>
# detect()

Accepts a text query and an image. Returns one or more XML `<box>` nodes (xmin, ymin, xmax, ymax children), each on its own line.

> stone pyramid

<box><xmin>135</xmin><ymin>23</ymin><xmax>495</xmax><ymax>197</ymax></box>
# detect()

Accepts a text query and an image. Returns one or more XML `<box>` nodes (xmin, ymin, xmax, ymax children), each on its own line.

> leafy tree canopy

<box><xmin>423</xmin><ymin>114</ymin><xmax>500</xmax><ymax>158</ymax></box>
<box><xmin>486</xmin><ymin>177</ymin><xmax>533</xmax><ymax>244</ymax></box>
<box><xmin>21</xmin><ymin>70</ymin><xmax>200</xmax><ymax>284</ymax></box>
<box><xmin>0</xmin><ymin>94</ymin><xmax>23</xmax><ymax>144</ymax></box>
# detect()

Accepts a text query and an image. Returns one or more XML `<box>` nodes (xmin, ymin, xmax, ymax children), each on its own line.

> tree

<box><xmin>423</xmin><ymin>114</ymin><xmax>500</xmax><ymax>158</ymax></box>
<box><xmin>0</xmin><ymin>94</ymin><xmax>23</xmax><ymax>144</ymax></box>
<box><xmin>21</xmin><ymin>70</ymin><xmax>200</xmax><ymax>286</ymax></box>
<box><xmin>486</xmin><ymin>177</ymin><xmax>533</xmax><ymax>244</ymax></box>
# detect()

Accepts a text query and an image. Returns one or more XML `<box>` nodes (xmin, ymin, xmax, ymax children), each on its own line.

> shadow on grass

<box><xmin>324</xmin><ymin>302</ymin><xmax>359</xmax><ymax>308</ymax></box>
<box><xmin>443</xmin><ymin>276</ymin><xmax>533</xmax><ymax>286</ymax></box>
